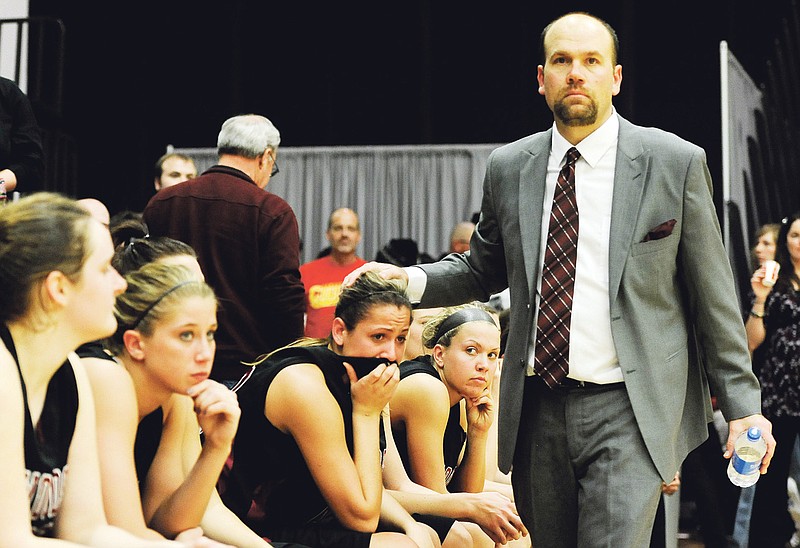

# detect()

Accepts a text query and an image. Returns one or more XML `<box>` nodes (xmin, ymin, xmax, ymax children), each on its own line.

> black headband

<box><xmin>433</xmin><ymin>307</ymin><xmax>497</xmax><ymax>345</ymax></box>
<box><xmin>131</xmin><ymin>281</ymin><xmax>199</xmax><ymax>329</ymax></box>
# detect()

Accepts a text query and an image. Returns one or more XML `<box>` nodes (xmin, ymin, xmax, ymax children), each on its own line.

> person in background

<box><xmin>345</xmin><ymin>11</ymin><xmax>772</xmax><ymax>546</ymax></box>
<box><xmin>300</xmin><ymin>208</ymin><xmax>367</xmax><ymax>338</ymax></box>
<box><xmin>144</xmin><ymin>114</ymin><xmax>304</xmax><ymax>387</ymax></box>
<box><xmin>0</xmin><ymin>76</ymin><xmax>44</xmax><ymax>193</ymax></box>
<box><xmin>111</xmin><ymin>234</ymin><xmax>199</xmax><ymax>275</ymax></box>
<box><xmin>154</xmin><ymin>152</ymin><xmax>198</xmax><ymax>191</ymax></box>
<box><xmin>752</xmin><ymin>223</ymin><xmax>781</xmax><ymax>272</ymax></box>
<box><xmin>109</xmin><ymin>210</ymin><xmax>149</xmax><ymax>248</ymax></box>
<box><xmin>0</xmin><ymin>192</ymin><xmax>177</xmax><ymax>546</ymax></box>
<box><xmin>376</xmin><ymin>238</ymin><xmax>436</xmax><ymax>266</ymax></box>
<box><xmin>78</xmin><ymin>197</ymin><xmax>111</xmax><ymax>227</ymax></box>
<box><xmin>732</xmin><ymin>221</ymin><xmax>784</xmax><ymax>548</ymax></box>
<box><xmin>439</xmin><ymin>221</ymin><xmax>475</xmax><ymax>260</ymax></box>
<box><xmin>402</xmin><ymin>307</ymin><xmax>444</xmax><ymax>362</ymax></box>
<box><xmin>746</xmin><ymin>212</ymin><xmax>800</xmax><ymax>547</ymax></box>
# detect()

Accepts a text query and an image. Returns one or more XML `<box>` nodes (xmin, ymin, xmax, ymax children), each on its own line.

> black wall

<box><xmin>28</xmin><ymin>0</ymin><xmax>792</xmax><ymax>216</ymax></box>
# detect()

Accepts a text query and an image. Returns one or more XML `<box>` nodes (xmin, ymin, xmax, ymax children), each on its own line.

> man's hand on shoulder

<box><xmin>342</xmin><ymin>261</ymin><xmax>409</xmax><ymax>288</ymax></box>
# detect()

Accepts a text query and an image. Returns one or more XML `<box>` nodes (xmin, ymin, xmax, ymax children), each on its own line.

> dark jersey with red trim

<box><xmin>223</xmin><ymin>345</ymin><xmax>387</xmax><ymax>535</ymax></box>
<box><xmin>1</xmin><ymin>325</ymin><xmax>77</xmax><ymax>537</ymax></box>
<box><xmin>394</xmin><ymin>355</ymin><xmax>466</xmax><ymax>485</ymax></box>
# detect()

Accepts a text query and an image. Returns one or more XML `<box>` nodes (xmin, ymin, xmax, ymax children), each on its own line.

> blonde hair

<box><xmin>421</xmin><ymin>302</ymin><xmax>498</xmax><ymax>350</ymax></box>
<box><xmin>107</xmin><ymin>262</ymin><xmax>215</xmax><ymax>354</ymax></box>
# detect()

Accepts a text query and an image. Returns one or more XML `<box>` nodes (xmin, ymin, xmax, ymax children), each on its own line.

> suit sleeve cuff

<box><xmin>404</xmin><ymin>266</ymin><xmax>427</xmax><ymax>304</ymax></box>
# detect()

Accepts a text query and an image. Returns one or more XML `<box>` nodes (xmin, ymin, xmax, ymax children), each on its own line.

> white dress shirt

<box><xmin>406</xmin><ymin>111</ymin><xmax>623</xmax><ymax>383</ymax></box>
<box><xmin>529</xmin><ymin>113</ymin><xmax>622</xmax><ymax>383</ymax></box>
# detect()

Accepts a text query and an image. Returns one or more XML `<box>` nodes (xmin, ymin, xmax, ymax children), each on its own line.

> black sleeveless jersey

<box><xmin>223</xmin><ymin>345</ymin><xmax>387</xmax><ymax>534</ymax></box>
<box><xmin>1</xmin><ymin>325</ymin><xmax>78</xmax><ymax>537</ymax></box>
<box><xmin>134</xmin><ymin>407</ymin><xmax>164</xmax><ymax>489</ymax></box>
<box><xmin>394</xmin><ymin>355</ymin><xmax>466</xmax><ymax>486</ymax></box>
<box><xmin>74</xmin><ymin>341</ymin><xmax>166</xmax><ymax>493</ymax></box>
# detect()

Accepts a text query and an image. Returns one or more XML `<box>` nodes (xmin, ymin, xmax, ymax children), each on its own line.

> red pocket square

<box><xmin>642</xmin><ymin>219</ymin><xmax>677</xmax><ymax>242</ymax></box>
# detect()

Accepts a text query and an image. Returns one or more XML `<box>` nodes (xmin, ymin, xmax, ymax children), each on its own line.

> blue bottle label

<box><xmin>731</xmin><ymin>452</ymin><xmax>760</xmax><ymax>475</ymax></box>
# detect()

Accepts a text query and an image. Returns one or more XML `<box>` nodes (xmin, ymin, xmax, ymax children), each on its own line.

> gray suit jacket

<box><xmin>417</xmin><ymin>116</ymin><xmax>761</xmax><ymax>480</ymax></box>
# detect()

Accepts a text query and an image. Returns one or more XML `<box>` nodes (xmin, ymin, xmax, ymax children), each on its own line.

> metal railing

<box><xmin>0</xmin><ymin>17</ymin><xmax>66</xmax><ymax>119</ymax></box>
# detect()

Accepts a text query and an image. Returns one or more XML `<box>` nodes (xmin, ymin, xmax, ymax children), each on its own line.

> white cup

<box><xmin>763</xmin><ymin>260</ymin><xmax>780</xmax><ymax>287</ymax></box>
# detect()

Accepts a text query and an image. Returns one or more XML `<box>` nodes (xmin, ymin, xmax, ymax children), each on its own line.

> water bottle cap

<box><xmin>747</xmin><ymin>426</ymin><xmax>761</xmax><ymax>441</ymax></box>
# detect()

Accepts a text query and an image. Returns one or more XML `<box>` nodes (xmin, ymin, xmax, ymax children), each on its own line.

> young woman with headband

<box><xmin>77</xmin><ymin>235</ymin><xmax>204</xmax><ymax>363</ymax></box>
<box><xmin>83</xmin><ymin>260</ymin><xmax>291</xmax><ymax>547</ymax></box>
<box><xmin>0</xmin><ymin>192</ymin><xmax>178</xmax><ymax>546</ymax></box>
<box><xmin>390</xmin><ymin>303</ymin><xmax>500</xmax><ymax>495</ymax></box>
<box><xmin>384</xmin><ymin>304</ymin><xmax>527</xmax><ymax>547</ymax></box>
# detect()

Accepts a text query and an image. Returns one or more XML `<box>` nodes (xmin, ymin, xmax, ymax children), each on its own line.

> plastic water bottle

<box><xmin>727</xmin><ymin>426</ymin><xmax>767</xmax><ymax>487</ymax></box>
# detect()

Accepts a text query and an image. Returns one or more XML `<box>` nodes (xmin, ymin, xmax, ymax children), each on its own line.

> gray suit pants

<box><xmin>512</xmin><ymin>376</ymin><xmax>663</xmax><ymax>547</ymax></box>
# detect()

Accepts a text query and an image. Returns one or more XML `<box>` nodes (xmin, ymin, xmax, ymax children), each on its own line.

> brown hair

<box><xmin>154</xmin><ymin>152</ymin><xmax>196</xmax><ymax>178</ymax></box>
<box><xmin>751</xmin><ymin>223</ymin><xmax>781</xmax><ymax>270</ymax></box>
<box><xmin>0</xmin><ymin>192</ymin><xmax>92</xmax><ymax>323</ymax></box>
<box><xmin>775</xmin><ymin>213</ymin><xmax>800</xmax><ymax>292</ymax></box>
<box><xmin>252</xmin><ymin>270</ymin><xmax>411</xmax><ymax>363</ymax></box>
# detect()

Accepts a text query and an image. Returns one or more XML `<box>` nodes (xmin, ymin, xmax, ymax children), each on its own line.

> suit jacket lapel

<box><xmin>609</xmin><ymin>118</ymin><xmax>647</xmax><ymax>305</ymax></box>
<box><xmin>518</xmin><ymin>130</ymin><xmax>552</xmax><ymax>300</ymax></box>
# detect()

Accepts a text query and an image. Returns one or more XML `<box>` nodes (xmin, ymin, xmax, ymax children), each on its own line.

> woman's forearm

<box><xmin>200</xmin><ymin>493</ymin><xmax>272</xmax><ymax>547</ymax></box>
<box><xmin>450</xmin><ymin>432</ymin><xmax>489</xmax><ymax>493</ymax></box>
<box><xmin>745</xmin><ymin>299</ymin><xmax>767</xmax><ymax>352</ymax></box>
<box><xmin>350</xmin><ymin>412</ymin><xmax>385</xmax><ymax>517</ymax></box>
<box><xmin>148</xmin><ymin>443</ymin><xmax>231</xmax><ymax>537</ymax></box>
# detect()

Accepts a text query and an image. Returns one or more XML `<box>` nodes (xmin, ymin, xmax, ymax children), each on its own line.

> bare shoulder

<box><xmin>267</xmin><ymin>362</ymin><xmax>336</xmax><ymax>431</ymax></box>
<box><xmin>81</xmin><ymin>355</ymin><xmax>133</xmax><ymax>392</ymax></box>
<box><xmin>397</xmin><ymin>369</ymin><xmax>448</xmax><ymax>401</ymax></box>
<box><xmin>78</xmin><ymin>355</ymin><xmax>141</xmax><ymax>436</ymax></box>
<box><xmin>271</xmin><ymin>362</ymin><xmax>327</xmax><ymax>397</ymax></box>
<box><xmin>393</xmin><ymin>368</ymin><xmax>449</xmax><ymax>420</ymax></box>
<box><xmin>66</xmin><ymin>353</ymin><xmax>105</xmax><ymax>409</ymax></box>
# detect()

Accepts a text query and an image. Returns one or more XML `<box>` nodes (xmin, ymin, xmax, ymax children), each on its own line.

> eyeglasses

<box><xmin>268</xmin><ymin>150</ymin><xmax>279</xmax><ymax>177</ymax></box>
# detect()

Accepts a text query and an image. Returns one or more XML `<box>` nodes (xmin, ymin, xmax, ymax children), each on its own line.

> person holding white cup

<box><xmin>727</xmin><ymin>222</ymin><xmax>784</xmax><ymax>547</ymax></box>
<box><xmin>745</xmin><ymin>212</ymin><xmax>800</xmax><ymax>547</ymax></box>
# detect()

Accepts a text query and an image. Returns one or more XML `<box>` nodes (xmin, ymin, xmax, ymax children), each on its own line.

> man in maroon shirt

<box><xmin>143</xmin><ymin>114</ymin><xmax>304</xmax><ymax>385</ymax></box>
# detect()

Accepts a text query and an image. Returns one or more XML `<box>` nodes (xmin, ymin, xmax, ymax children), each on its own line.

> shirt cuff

<box><xmin>404</xmin><ymin>266</ymin><xmax>427</xmax><ymax>304</ymax></box>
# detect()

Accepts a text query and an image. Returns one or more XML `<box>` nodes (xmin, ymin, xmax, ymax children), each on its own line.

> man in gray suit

<box><xmin>346</xmin><ymin>11</ymin><xmax>775</xmax><ymax>547</ymax></box>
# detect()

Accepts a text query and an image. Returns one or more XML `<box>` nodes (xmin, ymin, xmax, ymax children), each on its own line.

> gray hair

<box><xmin>217</xmin><ymin>114</ymin><xmax>281</xmax><ymax>159</ymax></box>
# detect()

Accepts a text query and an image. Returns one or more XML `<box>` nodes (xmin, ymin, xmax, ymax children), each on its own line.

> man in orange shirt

<box><xmin>300</xmin><ymin>208</ymin><xmax>367</xmax><ymax>338</ymax></box>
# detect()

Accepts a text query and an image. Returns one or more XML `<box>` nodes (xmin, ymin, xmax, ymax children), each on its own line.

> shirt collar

<box><xmin>207</xmin><ymin>164</ymin><xmax>258</xmax><ymax>186</ymax></box>
<box><xmin>550</xmin><ymin>108</ymin><xmax>619</xmax><ymax>168</ymax></box>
